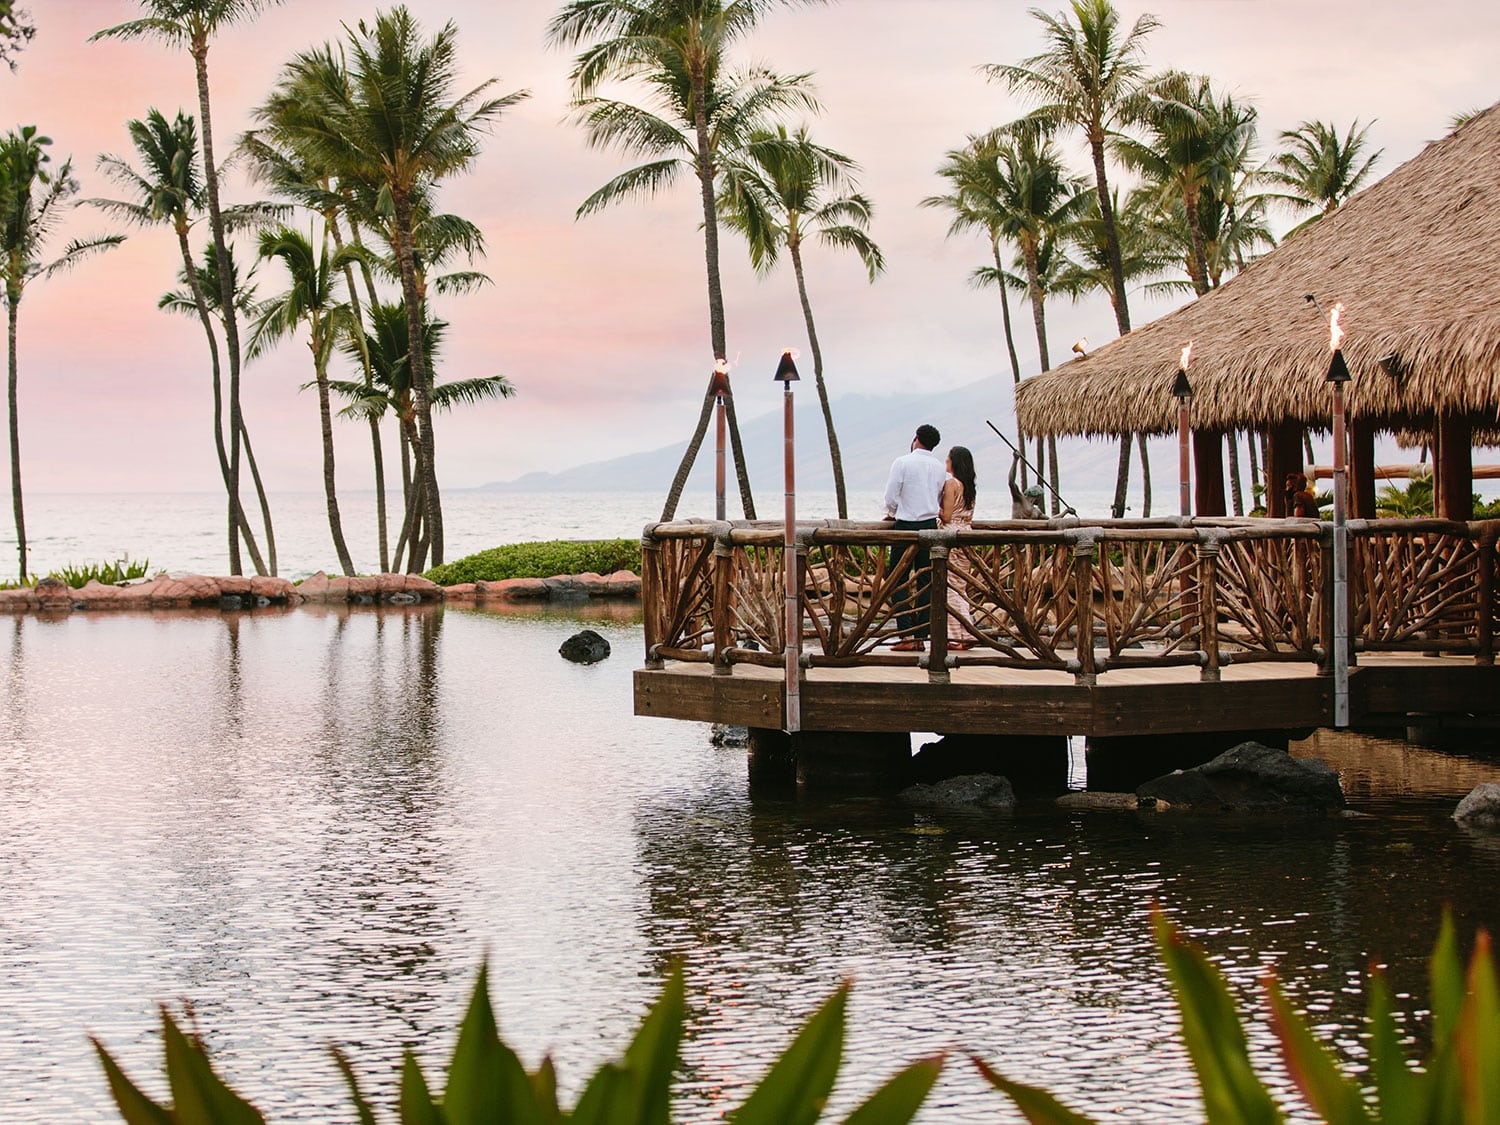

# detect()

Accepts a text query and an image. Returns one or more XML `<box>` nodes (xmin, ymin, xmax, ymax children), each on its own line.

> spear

<box><xmin>985</xmin><ymin>420</ymin><xmax>1076</xmax><ymax>515</ymax></box>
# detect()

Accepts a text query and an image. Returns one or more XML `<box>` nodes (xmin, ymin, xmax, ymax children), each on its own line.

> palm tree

<box><xmin>92</xmin><ymin>0</ymin><xmax>283</xmax><ymax>576</ymax></box>
<box><xmin>0</xmin><ymin>128</ymin><xmax>123</xmax><ymax>580</ymax></box>
<box><xmin>549</xmin><ymin>0</ymin><xmax>824</xmax><ymax>522</ymax></box>
<box><xmin>1115</xmin><ymin>72</ymin><xmax>1257</xmax><ymax>297</ymax></box>
<box><xmin>92</xmin><ymin>108</ymin><xmax>275</xmax><ymax>575</ymax></box>
<box><xmin>1</xmin><ymin>0</ymin><xmax>33</xmax><ymax>69</ymax></box>
<box><xmin>248</xmin><ymin>227</ymin><xmax>358</xmax><ymax>576</ymax></box>
<box><xmin>270</xmin><ymin>8</ymin><xmax>528</xmax><ymax>572</ymax></box>
<box><xmin>924</xmin><ymin>136</ymin><xmax>1028</xmax><ymax>483</ymax></box>
<box><xmin>1263</xmin><ymin>119</ymin><xmax>1382</xmax><ymax>231</ymax></box>
<box><xmin>330</xmin><ymin>301</ymin><xmax>514</xmax><ymax>570</ymax></box>
<box><xmin>987</xmin><ymin>0</ymin><xmax>1160</xmax><ymax>517</ymax></box>
<box><xmin>719</xmin><ymin>124</ymin><xmax>882</xmax><ymax>519</ymax></box>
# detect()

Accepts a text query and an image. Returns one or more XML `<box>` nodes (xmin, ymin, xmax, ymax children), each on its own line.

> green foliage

<box><xmin>2</xmin><ymin>555</ymin><xmax>152</xmax><ymax>589</ymax></box>
<box><xmin>1473</xmin><ymin>494</ymin><xmax>1500</xmax><ymax>520</ymax></box>
<box><xmin>1377</xmin><ymin>476</ymin><xmax>1433</xmax><ymax>519</ymax></box>
<box><xmin>94</xmin><ymin>962</ymin><xmax>943</xmax><ymax>1123</ymax></box>
<box><xmin>423</xmin><ymin>539</ymin><xmax>640</xmax><ymax>586</ymax></box>
<box><xmin>981</xmin><ymin>910</ymin><xmax>1500</xmax><ymax>1124</ymax></box>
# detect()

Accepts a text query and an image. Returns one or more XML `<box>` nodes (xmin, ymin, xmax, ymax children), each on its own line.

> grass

<box><xmin>422</xmin><ymin>539</ymin><xmax>641</xmax><ymax>586</ymax></box>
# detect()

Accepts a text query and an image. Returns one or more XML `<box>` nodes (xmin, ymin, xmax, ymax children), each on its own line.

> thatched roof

<box><xmin>1017</xmin><ymin>101</ymin><xmax>1500</xmax><ymax>438</ymax></box>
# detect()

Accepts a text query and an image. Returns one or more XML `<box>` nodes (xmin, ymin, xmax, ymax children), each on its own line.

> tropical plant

<box><xmin>1376</xmin><ymin>475</ymin><xmax>1434</xmax><ymax>518</ymax></box>
<box><xmin>423</xmin><ymin>538</ymin><xmax>641</xmax><ymax>586</ymax></box>
<box><xmin>268</xmin><ymin>7</ymin><xmax>529</xmax><ymax>573</ymax></box>
<box><xmin>92</xmin><ymin>0</ymin><xmax>284</xmax><ymax>577</ymax></box>
<box><xmin>0</xmin><ymin>127</ymin><xmax>123</xmax><ymax>582</ymax></box>
<box><xmin>92</xmin><ymin>108</ymin><xmax>277</xmax><ymax>575</ymax></box>
<box><xmin>248</xmin><ymin>227</ymin><xmax>363</xmax><ymax>575</ymax></box>
<box><xmin>330</xmin><ymin>301</ymin><xmax>514</xmax><ymax>573</ymax></box>
<box><xmin>1263</xmin><ymin>119</ymin><xmax>1382</xmax><ymax>232</ymax></box>
<box><xmin>94</xmin><ymin>961</ymin><xmax>944</xmax><ymax>1123</ymax></box>
<box><xmin>549</xmin><ymin>0</ymin><xmax>825</xmax><ymax>523</ymax></box>
<box><xmin>720</xmin><ymin>123</ymin><xmax>883</xmax><ymax>519</ymax></box>
<box><xmin>986</xmin><ymin>0</ymin><xmax>1160</xmax><ymax>517</ymax></box>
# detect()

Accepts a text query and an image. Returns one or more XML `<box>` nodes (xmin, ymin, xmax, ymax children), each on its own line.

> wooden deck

<box><xmin>635</xmin><ymin>652</ymin><xmax>1500</xmax><ymax>737</ymax></box>
<box><xmin>634</xmin><ymin>517</ymin><xmax>1500</xmax><ymax>740</ymax></box>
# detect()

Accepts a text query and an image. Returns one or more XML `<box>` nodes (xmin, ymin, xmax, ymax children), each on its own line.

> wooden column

<box><xmin>1266</xmin><ymin>422</ymin><xmax>1305</xmax><ymax>518</ymax></box>
<box><xmin>1350</xmin><ymin>416</ymin><xmax>1377</xmax><ymax>519</ymax></box>
<box><xmin>1438</xmin><ymin>414</ymin><xmax>1473</xmax><ymax>520</ymax></box>
<box><xmin>928</xmin><ymin>545</ymin><xmax>950</xmax><ymax>684</ymax></box>
<box><xmin>1193</xmin><ymin>430</ymin><xmax>1227</xmax><ymax>517</ymax></box>
<box><xmin>712</xmin><ymin>538</ymin><xmax>733</xmax><ymax>675</ymax></box>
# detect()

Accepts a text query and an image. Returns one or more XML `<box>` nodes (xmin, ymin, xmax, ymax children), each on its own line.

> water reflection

<box><xmin>0</xmin><ymin>605</ymin><xmax>1497</xmax><ymax>1123</ymax></box>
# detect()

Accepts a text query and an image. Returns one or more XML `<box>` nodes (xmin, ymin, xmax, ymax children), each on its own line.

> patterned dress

<box><xmin>940</xmin><ymin>482</ymin><xmax>975</xmax><ymax>643</ymax></box>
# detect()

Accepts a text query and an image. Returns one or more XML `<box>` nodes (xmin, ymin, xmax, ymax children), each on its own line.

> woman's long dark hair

<box><xmin>948</xmin><ymin>445</ymin><xmax>976</xmax><ymax>510</ymax></box>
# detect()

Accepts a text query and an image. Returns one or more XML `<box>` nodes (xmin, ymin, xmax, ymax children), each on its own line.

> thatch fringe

<box><xmin>1017</xmin><ymin>101</ymin><xmax>1500</xmax><ymax>438</ymax></box>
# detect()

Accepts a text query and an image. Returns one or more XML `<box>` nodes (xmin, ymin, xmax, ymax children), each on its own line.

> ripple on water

<box><xmin>2</xmin><ymin>606</ymin><xmax>1499</xmax><ymax>1122</ymax></box>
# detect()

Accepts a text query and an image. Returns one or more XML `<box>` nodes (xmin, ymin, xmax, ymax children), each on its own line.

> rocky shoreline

<box><xmin>0</xmin><ymin>569</ymin><xmax>642</xmax><ymax>614</ymax></box>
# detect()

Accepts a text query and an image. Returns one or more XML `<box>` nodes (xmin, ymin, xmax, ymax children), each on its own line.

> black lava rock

<box><xmin>1137</xmin><ymin>741</ymin><xmax>1344</xmax><ymax>812</ymax></box>
<box><xmin>560</xmin><ymin>629</ymin><xmax>611</xmax><ymax>664</ymax></box>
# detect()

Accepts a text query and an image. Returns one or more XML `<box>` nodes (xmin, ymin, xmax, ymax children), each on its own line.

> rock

<box><xmin>444</xmin><ymin>583</ymin><xmax>478</xmax><ymax>598</ymax></box>
<box><xmin>544</xmin><ymin>575</ymin><xmax>590</xmax><ymax>601</ymax></box>
<box><xmin>217</xmin><ymin>594</ymin><xmax>245</xmax><ymax>611</ymax></box>
<box><xmin>34</xmin><ymin>575</ymin><xmax>74</xmax><ymax>611</ymax></box>
<box><xmin>605</xmin><ymin>569</ymin><xmax>642</xmax><ymax>597</ymax></box>
<box><xmin>1137</xmin><ymin>741</ymin><xmax>1345</xmax><ymax>812</ymax></box>
<box><xmin>218</xmin><ymin>576</ymin><xmax>252</xmax><ymax>596</ymax></box>
<box><xmin>710</xmin><ymin>724</ymin><xmax>750</xmax><ymax>749</ymax></box>
<box><xmin>385</xmin><ymin>592</ymin><xmax>419</xmax><ymax>605</ymax></box>
<box><xmin>486</xmin><ymin>577</ymin><xmax>548</xmax><ymax>600</ymax></box>
<box><xmin>1454</xmin><ymin>783</ymin><xmax>1500</xmax><ymax>831</ymax></box>
<box><xmin>559</xmin><ymin>629</ymin><xmax>611</xmax><ymax>664</ymax></box>
<box><xmin>0</xmin><ymin>587</ymin><xmax>37</xmax><ymax>612</ymax></box>
<box><xmin>899</xmin><ymin>773</ymin><xmax>1016</xmax><ymax>810</ymax></box>
<box><xmin>1056</xmin><ymin>791</ymin><xmax>1139</xmax><ymax>811</ymax></box>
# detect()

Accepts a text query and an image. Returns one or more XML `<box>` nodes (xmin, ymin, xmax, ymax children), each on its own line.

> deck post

<box><xmin>1438</xmin><ymin>414</ymin><xmax>1474</xmax><ymax>520</ymax></box>
<box><xmin>1193</xmin><ymin>430</ymin><xmax>1227</xmax><ymax>517</ymax></box>
<box><xmin>928</xmin><ymin>542</ymin><xmax>950</xmax><ymax>684</ymax></box>
<box><xmin>1317</xmin><ymin>527</ymin><xmax>1335</xmax><ymax>675</ymax></box>
<box><xmin>712</xmin><ymin>535</ymin><xmax>733</xmax><ymax>676</ymax></box>
<box><xmin>1197</xmin><ymin>535</ymin><xmax>1221</xmax><ymax>682</ymax></box>
<box><xmin>1267</xmin><ymin>422</ymin><xmax>1304</xmax><ymax>518</ymax></box>
<box><xmin>1073</xmin><ymin>535</ymin><xmax>1097</xmax><ymax>685</ymax></box>
<box><xmin>1350</xmin><ymin>416</ymin><xmax>1378</xmax><ymax>519</ymax></box>
<box><xmin>642</xmin><ymin>531</ymin><xmax>664</xmax><ymax>669</ymax></box>
<box><xmin>1479</xmin><ymin>525</ymin><xmax>1496</xmax><ymax>667</ymax></box>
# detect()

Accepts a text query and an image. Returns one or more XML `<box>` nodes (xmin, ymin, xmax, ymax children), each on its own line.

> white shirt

<box><xmin>883</xmin><ymin>447</ymin><xmax>947</xmax><ymax>521</ymax></box>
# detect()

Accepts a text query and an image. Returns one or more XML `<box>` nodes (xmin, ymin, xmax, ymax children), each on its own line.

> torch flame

<box><xmin>783</xmin><ymin>347</ymin><xmax>801</xmax><ymax>360</ymax></box>
<box><xmin>1328</xmin><ymin>303</ymin><xmax>1346</xmax><ymax>353</ymax></box>
<box><xmin>714</xmin><ymin>357</ymin><xmax>730</xmax><ymax>375</ymax></box>
<box><xmin>1179</xmin><ymin>341</ymin><xmax>1193</xmax><ymax>370</ymax></box>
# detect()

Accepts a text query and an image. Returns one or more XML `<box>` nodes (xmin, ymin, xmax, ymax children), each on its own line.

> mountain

<box><xmin>483</xmin><ymin>376</ymin><xmax>1155</xmax><ymax>513</ymax></box>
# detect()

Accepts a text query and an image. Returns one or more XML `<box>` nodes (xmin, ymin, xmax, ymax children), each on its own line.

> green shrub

<box><xmin>2</xmin><ymin>555</ymin><xmax>152</xmax><ymax>590</ymax></box>
<box><xmin>423</xmin><ymin>539</ymin><xmax>641</xmax><ymax>586</ymax></box>
<box><xmin>93</xmin><ymin>963</ymin><xmax>943</xmax><ymax>1124</ymax></box>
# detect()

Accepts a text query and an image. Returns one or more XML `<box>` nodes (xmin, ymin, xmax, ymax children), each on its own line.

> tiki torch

<box><xmin>773</xmin><ymin>349</ymin><xmax>802</xmax><ymax>733</ymax></box>
<box><xmin>712</xmin><ymin>358</ymin><xmax>730</xmax><ymax>521</ymax></box>
<box><xmin>1173</xmin><ymin>341</ymin><xmax>1194</xmax><ymax>517</ymax></box>
<box><xmin>1326</xmin><ymin>302</ymin><xmax>1351</xmax><ymax>728</ymax></box>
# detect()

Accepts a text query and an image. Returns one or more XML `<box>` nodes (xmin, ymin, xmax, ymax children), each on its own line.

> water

<box><xmin>3</xmin><ymin>603</ymin><xmax>1499</xmax><ymax>1121</ymax></box>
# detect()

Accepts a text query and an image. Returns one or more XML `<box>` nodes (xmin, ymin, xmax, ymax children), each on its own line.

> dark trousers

<box><xmin>891</xmin><ymin>517</ymin><xmax>937</xmax><ymax>639</ymax></box>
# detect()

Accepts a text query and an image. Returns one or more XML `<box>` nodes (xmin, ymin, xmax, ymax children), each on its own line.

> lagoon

<box><xmin>3</xmin><ymin>601</ymin><xmax>1500</xmax><ymax>1121</ymax></box>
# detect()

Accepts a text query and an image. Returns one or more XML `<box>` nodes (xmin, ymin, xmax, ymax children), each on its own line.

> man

<box><xmin>883</xmin><ymin>423</ymin><xmax>947</xmax><ymax>651</ymax></box>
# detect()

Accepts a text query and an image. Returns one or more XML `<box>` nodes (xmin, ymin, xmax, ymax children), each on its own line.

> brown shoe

<box><xmin>890</xmin><ymin>640</ymin><xmax>926</xmax><ymax>652</ymax></box>
<box><xmin>948</xmin><ymin>640</ymin><xmax>973</xmax><ymax>651</ymax></box>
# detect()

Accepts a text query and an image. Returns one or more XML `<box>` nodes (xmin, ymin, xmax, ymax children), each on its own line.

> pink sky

<box><xmin>4</xmin><ymin>0</ymin><xmax>1497</xmax><ymax>493</ymax></box>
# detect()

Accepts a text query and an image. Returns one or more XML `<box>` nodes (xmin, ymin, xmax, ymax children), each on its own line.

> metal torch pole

<box><xmin>1331</xmin><ymin>376</ymin><xmax>1350</xmax><ymax>727</ymax></box>
<box><xmin>1178</xmin><ymin>395</ymin><xmax>1192</xmax><ymax>517</ymax></box>
<box><xmin>783</xmin><ymin>380</ymin><xmax>800</xmax><ymax>733</ymax></box>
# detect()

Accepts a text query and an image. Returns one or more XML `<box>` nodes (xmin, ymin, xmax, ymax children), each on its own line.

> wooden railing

<box><xmin>641</xmin><ymin>517</ymin><xmax>1500</xmax><ymax>684</ymax></box>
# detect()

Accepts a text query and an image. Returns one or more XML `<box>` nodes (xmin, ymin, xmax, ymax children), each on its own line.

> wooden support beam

<box><xmin>1193</xmin><ymin>430</ymin><xmax>1227</xmax><ymax>517</ymax></box>
<box><xmin>1350</xmin><ymin>416</ymin><xmax>1378</xmax><ymax>519</ymax></box>
<box><xmin>1267</xmin><ymin>422</ymin><xmax>1305</xmax><ymax>518</ymax></box>
<box><xmin>1438</xmin><ymin>414</ymin><xmax>1473</xmax><ymax>520</ymax></box>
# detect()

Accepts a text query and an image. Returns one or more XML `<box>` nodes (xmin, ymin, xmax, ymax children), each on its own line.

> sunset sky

<box><xmin>5</xmin><ymin>0</ymin><xmax>1497</xmax><ymax>494</ymax></box>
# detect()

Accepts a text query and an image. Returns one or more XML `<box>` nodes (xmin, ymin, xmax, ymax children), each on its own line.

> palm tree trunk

<box><xmin>1047</xmin><ymin>436</ymin><xmax>1060</xmax><ymax>517</ymax></box>
<box><xmin>1184</xmin><ymin>189</ymin><xmax>1212</xmax><ymax>297</ymax></box>
<box><xmin>689</xmin><ymin>67</ymin><xmax>754</xmax><ymax>519</ymax></box>
<box><xmin>237</xmin><ymin>416</ymin><xmax>277</xmax><ymax>576</ymax></box>
<box><xmin>1091</xmin><ymin>133</ymin><xmax>1136</xmax><ymax>519</ymax></box>
<box><xmin>1303</xmin><ymin>431</ymin><xmax>1315</xmax><ymax>467</ymax></box>
<box><xmin>330</xmin><ymin>215</ymin><xmax>389</xmax><ymax>572</ymax></box>
<box><xmin>1139</xmin><ymin>436</ymin><xmax>1152</xmax><ymax>517</ymax></box>
<box><xmin>173</xmin><ymin>224</ymin><xmax>267</xmax><ymax>576</ymax></box>
<box><xmin>7</xmin><ymin>295</ymin><xmax>26</xmax><ymax>581</ymax></box>
<box><xmin>312</xmin><ymin>335</ymin><xmax>355</xmax><ymax>576</ymax></box>
<box><xmin>391</xmin><ymin>420</ymin><xmax>416</xmax><ymax>573</ymax></box>
<box><xmin>190</xmin><ymin>33</ymin><xmax>248</xmax><ymax>577</ymax></box>
<box><xmin>660</xmin><ymin>375</ymin><xmax>717</xmax><ymax>522</ymax></box>
<box><xmin>993</xmin><ymin>240</ymin><xmax>1026</xmax><ymax>489</ymax></box>
<box><xmin>1227</xmin><ymin>429</ymin><xmax>1244</xmax><ymax>515</ymax></box>
<box><xmin>391</xmin><ymin>188</ymin><xmax>440</xmax><ymax>572</ymax></box>
<box><xmin>1247</xmin><ymin>430</ymin><xmax>1261</xmax><ymax>510</ymax></box>
<box><xmin>789</xmin><ymin>238</ymin><xmax>846</xmax><ymax>519</ymax></box>
<box><xmin>1022</xmin><ymin>245</ymin><xmax>1058</xmax><ymax>515</ymax></box>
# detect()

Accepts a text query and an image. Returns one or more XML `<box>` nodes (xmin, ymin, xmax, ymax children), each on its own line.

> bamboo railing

<box><xmin>641</xmin><ymin>517</ymin><xmax>1500</xmax><ymax>685</ymax></box>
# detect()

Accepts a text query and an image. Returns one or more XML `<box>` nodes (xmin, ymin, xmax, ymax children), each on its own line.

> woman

<box><xmin>939</xmin><ymin>446</ymin><xmax>977</xmax><ymax>650</ymax></box>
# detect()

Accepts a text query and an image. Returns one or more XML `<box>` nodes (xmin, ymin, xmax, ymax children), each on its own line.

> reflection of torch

<box><xmin>712</xmin><ymin>358</ymin><xmax>730</xmax><ymax>521</ymax></box>
<box><xmin>1173</xmin><ymin>342</ymin><xmax>1194</xmax><ymax>517</ymax></box>
<box><xmin>1324</xmin><ymin>303</ymin><xmax>1350</xmax><ymax>728</ymax></box>
<box><xmin>773</xmin><ymin>349</ymin><xmax>802</xmax><ymax>733</ymax></box>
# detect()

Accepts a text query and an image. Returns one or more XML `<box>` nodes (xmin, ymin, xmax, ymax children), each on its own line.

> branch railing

<box><xmin>641</xmin><ymin>517</ymin><xmax>1500</xmax><ymax>685</ymax></box>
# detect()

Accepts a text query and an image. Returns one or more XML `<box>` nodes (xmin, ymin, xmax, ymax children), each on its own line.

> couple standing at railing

<box><xmin>881</xmin><ymin>423</ymin><xmax>984</xmax><ymax>653</ymax></box>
